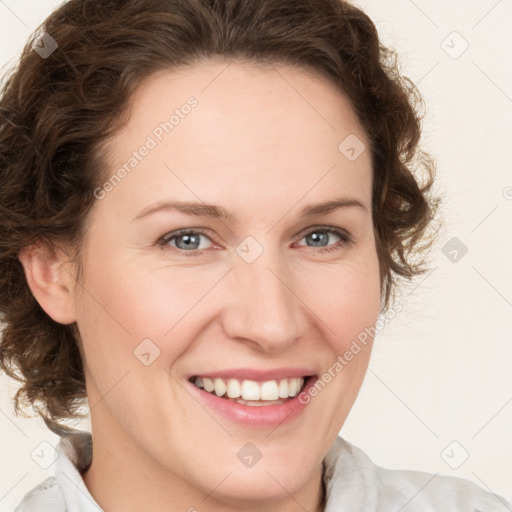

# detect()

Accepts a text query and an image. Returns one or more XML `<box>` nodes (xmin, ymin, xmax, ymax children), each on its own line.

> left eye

<box><xmin>295</xmin><ymin>227</ymin><xmax>351</xmax><ymax>252</ymax></box>
<box><xmin>158</xmin><ymin>227</ymin><xmax>351</xmax><ymax>255</ymax></box>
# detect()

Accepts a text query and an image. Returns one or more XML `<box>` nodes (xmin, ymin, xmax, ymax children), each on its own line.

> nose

<box><xmin>220</xmin><ymin>247</ymin><xmax>306</xmax><ymax>353</ymax></box>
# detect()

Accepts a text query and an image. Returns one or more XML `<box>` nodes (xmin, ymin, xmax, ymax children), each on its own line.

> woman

<box><xmin>0</xmin><ymin>0</ymin><xmax>509</xmax><ymax>511</ymax></box>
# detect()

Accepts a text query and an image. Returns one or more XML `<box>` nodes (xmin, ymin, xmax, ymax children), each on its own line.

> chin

<box><xmin>192</xmin><ymin>456</ymin><xmax>317</xmax><ymax>503</ymax></box>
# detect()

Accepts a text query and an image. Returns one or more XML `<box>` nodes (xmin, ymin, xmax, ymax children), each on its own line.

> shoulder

<box><xmin>13</xmin><ymin>430</ymin><xmax>94</xmax><ymax>512</ymax></box>
<box><xmin>324</xmin><ymin>436</ymin><xmax>511</xmax><ymax>512</ymax></box>
<box><xmin>372</xmin><ymin>464</ymin><xmax>510</xmax><ymax>511</ymax></box>
<box><xmin>13</xmin><ymin>476</ymin><xmax>66</xmax><ymax>512</ymax></box>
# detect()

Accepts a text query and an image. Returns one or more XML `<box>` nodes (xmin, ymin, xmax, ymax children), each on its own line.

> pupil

<box><xmin>308</xmin><ymin>231</ymin><xmax>327</xmax><ymax>247</ymax></box>
<box><xmin>178</xmin><ymin>234</ymin><xmax>199</xmax><ymax>250</ymax></box>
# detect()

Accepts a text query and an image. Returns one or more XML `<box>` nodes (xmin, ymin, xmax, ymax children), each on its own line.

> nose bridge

<box><xmin>223</xmin><ymin>243</ymin><xmax>303</xmax><ymax>351</ymax></box>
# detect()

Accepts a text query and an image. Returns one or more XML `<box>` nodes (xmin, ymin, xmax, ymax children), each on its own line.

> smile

<box><xmin>186</xmin><ymin>368</ymin><xmax>317</xmax><ymax>427</ymax></box>
<box><xmin>190</xmin><ymin>376</ymin><xmax>306</xmax><ymax>405</ymax></box>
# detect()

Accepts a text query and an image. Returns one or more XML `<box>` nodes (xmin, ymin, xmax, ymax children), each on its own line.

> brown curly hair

<box><xmin>0</xmin><ymin>0</ymin><xmax>439</xmax><ymax>433</ymax></box>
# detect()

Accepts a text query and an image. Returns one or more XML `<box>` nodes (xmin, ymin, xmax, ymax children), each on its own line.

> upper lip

<box><xmin>188</xmin><ymin>367</ymin><xmax>316</xmax><ymax>382</ymax></box>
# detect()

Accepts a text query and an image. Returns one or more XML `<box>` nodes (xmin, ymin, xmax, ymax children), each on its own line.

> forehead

<box><xmin>95</xmin><ymin>58</ymin><xmax>372</xmax><ymax>220</ymax></box>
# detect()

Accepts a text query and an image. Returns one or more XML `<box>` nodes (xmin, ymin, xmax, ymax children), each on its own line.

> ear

<box><xmin>18</xmin><ymin>241</ymin><xmax>78</xmax><ymax>325</ymax></box>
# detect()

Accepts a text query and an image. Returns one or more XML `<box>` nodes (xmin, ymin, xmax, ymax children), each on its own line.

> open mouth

<box><xmin>188</xmin><ymin>375</ymin><xmax>311</xmax><ymax>406</ymax></box>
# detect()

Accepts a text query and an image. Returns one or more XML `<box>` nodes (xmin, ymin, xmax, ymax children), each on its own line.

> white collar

<box><xmin>54</xmin><ymin>432</ymin><xmax>101</xmax><ymax>511</ymax></box>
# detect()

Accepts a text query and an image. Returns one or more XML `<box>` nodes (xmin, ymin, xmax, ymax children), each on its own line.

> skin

<box><xmin>19</xmin><ymin>58</ymin><xmax>381</xmax><ymax>512</ymax></box>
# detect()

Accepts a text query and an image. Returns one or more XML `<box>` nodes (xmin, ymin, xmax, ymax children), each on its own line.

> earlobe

<box><xmin>17</xmin><ymin>242</ymin><xmax>78</xmax><ymax>325</ymax></box>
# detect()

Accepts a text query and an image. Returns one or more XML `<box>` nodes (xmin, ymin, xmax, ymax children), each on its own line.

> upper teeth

<box><xmin>193</xmin><ymin>376</ymin><xmax>305</xmax><ymax>401</ymax></box>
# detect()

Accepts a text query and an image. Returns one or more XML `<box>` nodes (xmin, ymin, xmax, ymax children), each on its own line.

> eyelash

<box><xmin>157</xmin><ymin>226</ymin><xmax>353</xmax><ymax>257</ymax></box>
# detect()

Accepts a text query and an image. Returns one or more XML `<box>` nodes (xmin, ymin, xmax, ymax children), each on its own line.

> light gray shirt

<box><xmin>14</xmin><ymin>431</ymin><xmax>511</xmax><ymax>511</ymax></box>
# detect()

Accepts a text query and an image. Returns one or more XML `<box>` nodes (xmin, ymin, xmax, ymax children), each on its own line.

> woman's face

<box><xmin>71</xmin><ymin>59</ymin><xmax>381</xmax><ymax>506</ymax></box>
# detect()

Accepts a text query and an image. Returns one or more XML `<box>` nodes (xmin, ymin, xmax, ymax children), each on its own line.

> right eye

<box><xmin>158</xmin><ymin>228</ymin><xmax>214</xmax><ymax>256</ymax></box>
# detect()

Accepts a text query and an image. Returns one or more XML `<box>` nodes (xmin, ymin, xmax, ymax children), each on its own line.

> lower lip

<box><xmin>187</xmin><ymin>377</ymin><xmax>317</xmax><ymax>427</ymax></box>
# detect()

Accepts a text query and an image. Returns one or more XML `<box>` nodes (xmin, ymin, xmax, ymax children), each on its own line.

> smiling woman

<box><xmin>0</xmin><ymin>1</ymin><xmax>509</xmax><ymax>512</ymax></box>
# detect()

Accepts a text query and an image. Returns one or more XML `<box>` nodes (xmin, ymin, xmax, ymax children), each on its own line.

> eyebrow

<box><xmin>131</xmin><ymin>197</ymin><xmax>368</xmax><ymax>222</ymax></box>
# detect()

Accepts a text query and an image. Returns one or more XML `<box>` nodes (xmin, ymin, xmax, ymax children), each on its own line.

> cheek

<box><xmin>304</xmin><ymin>258</ymin><xmax>381</xmax><ymax>413</ymax></box>
<box><xmin>308</xmin><ymin>257</ymin><xmax>381</xmax><ymax>343</ymax></box>
<box><xmin>75</xmin><ymin>255</ymin><xmax>219</xmax><ymax>367</ymax></box>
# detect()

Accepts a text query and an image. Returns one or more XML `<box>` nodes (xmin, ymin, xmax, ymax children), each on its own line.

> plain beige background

<box><xmin>0</xmin><ymin>0</ymin><xmax>511</xmax><ymax>510</ymax></box>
